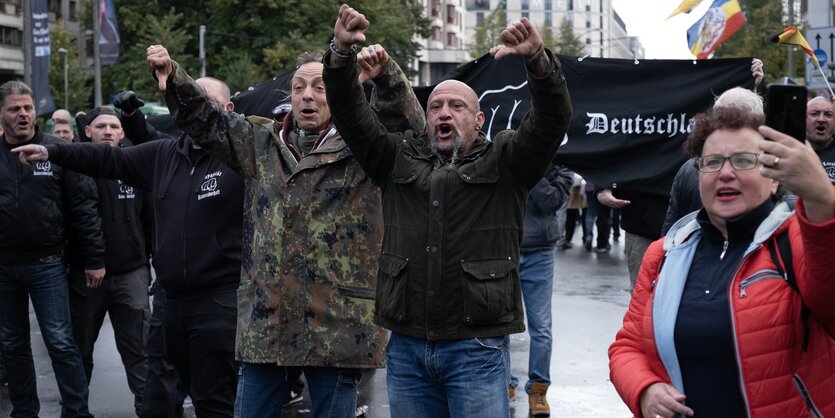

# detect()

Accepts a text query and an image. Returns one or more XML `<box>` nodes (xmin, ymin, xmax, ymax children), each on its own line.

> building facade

<box><xmin>415</xmin><ymin>0</ymin><xmax>471</xmax><ymax>85</ymax></box>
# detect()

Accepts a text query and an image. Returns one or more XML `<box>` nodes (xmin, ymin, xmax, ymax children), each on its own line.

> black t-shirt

<box><xmin>814</xmin><ymin>139</ymin><xmax>835</xmax><ymax>184</ymax></box>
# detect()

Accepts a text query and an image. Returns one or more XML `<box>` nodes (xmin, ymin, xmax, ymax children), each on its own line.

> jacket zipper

<box><xmin>792</xmin><ymin>373</ymin><xmax>825</xmax><ymax>418</ymax></box>
<box><xmin>727</xmin><ymin>242</ymin><xmax>760</xmax><ymax>418</ymax></box>
<box><xmin>738</xmin><ymin>269</ymin><xmax>783</xmax><ymax>298</ymax></box>
<box><xmin>719</xmin><ymin>239</ymin><xmax>729</xmax><ymax>260</ymax></box>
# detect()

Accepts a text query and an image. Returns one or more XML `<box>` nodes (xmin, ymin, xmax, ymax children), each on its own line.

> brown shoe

<box><xmin>508</xmin><ymin>384</ymin><xmax>516</xmax><ymax>401</ymax></box>
<box><xmin>528</xmin><ymin>382</ymin><xmax>550</xmax><ymax>416</ymax></box>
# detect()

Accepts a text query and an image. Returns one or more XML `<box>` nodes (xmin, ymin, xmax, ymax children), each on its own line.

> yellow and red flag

<box><xmin>686</xmin><ymin>0</ymin><xmax>746</xmax><ymax>59</ymax></box>
<box><xmin>771</xmin><ymin>26</ymin><xmax>818</xmax><ymax>65</ymax></box>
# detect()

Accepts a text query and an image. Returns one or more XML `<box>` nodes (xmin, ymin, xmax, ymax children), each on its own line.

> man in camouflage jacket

<box><xmin>147</xmin><ymin>44</ymin><xmax>423</xmax><ymax>417</ymax></box>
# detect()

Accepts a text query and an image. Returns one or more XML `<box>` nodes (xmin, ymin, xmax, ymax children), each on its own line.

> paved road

<box><xmin>0</xmin><ymin>233</ymin><xmax>635</xmax><ymax>417</ymax></box>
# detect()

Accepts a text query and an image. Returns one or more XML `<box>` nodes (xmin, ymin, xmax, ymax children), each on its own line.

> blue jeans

<box><xmin>0</xmin><ymin>256</ymin><xmax>92</xmax><ymax>418</ymax></box>
<box><xmin>234</xmin><ymin>363</ymin><xmax>361</xmax><ymax>418</ymax></box>
<box><xmin>509</xmin><ymin>249</ymin><xmax>554</xmax><ymax>394</ymax></box>
<box><xmin>386</xmin><ymin>332</ymin><xmax>510</xmax><ymax>418</ymax></box>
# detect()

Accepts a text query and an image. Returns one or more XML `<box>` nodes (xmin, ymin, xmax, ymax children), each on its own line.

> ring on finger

<box><xmin>773</xmin><ymin>156</ymin><xmax>781</xmax><ymax>168</ymax></box>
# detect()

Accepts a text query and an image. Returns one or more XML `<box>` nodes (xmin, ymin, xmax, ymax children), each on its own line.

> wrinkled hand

<box><xmin>113</xmin><ymin>91</ymin><xmax>145</xmax><ymax>115</ymax></box>
<box><xmin>751</xmin><ymin>58</ymin><xmax>764</xmax><ymax>89</ymax></box>
<box><xmin>85</xmin><ymin>268</ymin><xmax>106</xmax><ymax>288</ymax></box>
<box><xmin>146</xmin><ymin>45</ymin><xmax>173</xmax><ymax>92</ymax></box>
<box><xmin>334</xmin><ymin>4</ymin><xmax>369</xmax><ymax>52</ymax></box>
<box><xmin>10</xmin><ymin>144</ymin><xmax>49</xmax><ymax>166</ymax></box>
<box><xmin>597</xmin><ymin>188</ymin><xmax>631</xmax><ymax>208</ymax></box>
<box><xmin>490</xmin><ymin>18</ymin><xmax>543</xmax><ymax>61</ymax></box>
<box><xmin>358</xmin><ymin>44</ymin><xmax>389</xmax><ymax>83</ymax></box>
<box><xmin>758</xmin><ymin>125</ymin><xmax>835</xmax><ymax>223</ymax></box>
<box><xmin>639</xmin><ymin>382</ymin><xmax>694</xmax><ymax>418</ymax></box>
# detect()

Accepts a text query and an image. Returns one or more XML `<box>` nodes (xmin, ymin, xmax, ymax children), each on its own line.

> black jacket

<box><xmin>520</xmin><ymin>164</ymin><xmax>572</xmax><ymax>251</ymax></box>
<box><xmin>45</xmin><ymin>135</ymin><xmax>244</xmax><ymax>299</ymax></box>
<box><xmin>94</xmin><ymin>171</ymin><xmax>153</xmax><ymax>275</ymax></box>
<box><xmin>661</xmin><ymin>160</ymin><xmax>700</xmax><ymax>235</ymax></box>
<box><xmin>0</xmin><ymin>129</ymin><xmax>105</xmax><ymax>267</ymax></box>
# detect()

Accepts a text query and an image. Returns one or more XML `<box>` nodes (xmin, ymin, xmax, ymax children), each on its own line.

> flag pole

<box><xmin>815</xmin><ymin>60</ymin><xmax>835</xmax><ymax>98</ymax></box>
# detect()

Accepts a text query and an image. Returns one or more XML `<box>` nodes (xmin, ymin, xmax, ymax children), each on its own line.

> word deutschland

<box><xmin>585</xmin><ymin>113</ymin><xmax>695</xmax><ymax>138</ymax></box>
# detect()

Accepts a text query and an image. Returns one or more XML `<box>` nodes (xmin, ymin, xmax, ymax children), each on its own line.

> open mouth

<box><xmin>815</xmin><ymin>125</ymin><xmax>828</xmax><ymax>135</ymax></box>
<box><xmin>717</xmin><ymin>188</ymin><xmax>740</xmax><ymax>199</ymax></box>
<box><xmin>300</xmin><ymin>108</ymin><xmax>317</xmax><ymax>117</ymax></box>
<box><xmin>436</xmin><ymin>123</ymin><xmax>453</xmax><ymax>139</ymax></box>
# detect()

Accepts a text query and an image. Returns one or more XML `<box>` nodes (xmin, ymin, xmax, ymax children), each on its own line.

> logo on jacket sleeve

<box><xmin>33</xmin><ymin>161</ymin><xmax>53</xmax><ymax>176</ymax></box>
<box><xmin>197</xmin><ymin>171</ymin><xmax>222</xmax><ymax>200</ymax></box>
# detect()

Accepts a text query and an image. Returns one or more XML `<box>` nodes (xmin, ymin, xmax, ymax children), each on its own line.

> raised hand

<box><xmin>358</xmin><ymin>44</ymin><xmax>389</xmax><ymax>83</ymax></box>
<box><xmin>490</xmin><ymin>18</ymin><xmax>543</xmax><ymax>61</ymax></box>
<box><xmin>334</xmin><ymin>4</ymin><xmax>369</xmax><ymax>52</ymax></box>
<box><xmin>146</xmin><ymin>45</ymin><xmax>174</xmax><ymax>91</ymax></box>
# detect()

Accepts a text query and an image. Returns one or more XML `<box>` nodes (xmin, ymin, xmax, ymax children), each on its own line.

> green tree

<box><xmin>711</xmin><ymin>0</ymin><xmax>805</xmax><ymax>87</ymax></box>
<box><xmin>103</xmin><ymin>8</ymin><xmax>194</xmax><ymax>103</ymax></box>
<box><xmin>554</xmin><ymin>18</ymin><xmax>585</xmax><ymax>56</ymax></box>
<box><xmin>48</xmin><ymin>25</ymin><xmax>91</xmax><ymax>113</ymax></box>
<box><xmin>107</xmin><ymin>0</ymin><xmax>430</xmax><ymax>93</ymax></box>
<box><xmin>468</xmin><ymin>7</ymin><xmax>507</xmax><ymax>58</ymax></box>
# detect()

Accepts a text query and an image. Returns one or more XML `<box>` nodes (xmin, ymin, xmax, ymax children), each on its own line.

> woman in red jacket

<box><xmin>609</xmin><ymin>107</ymin><xmax>835</xmax><ymax>418</ymax></box>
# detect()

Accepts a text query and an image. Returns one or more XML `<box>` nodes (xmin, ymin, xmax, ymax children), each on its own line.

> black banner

<box><xmin>30</xmin><ymin>0</ymin><xmax>55</xmax><ymax>116</ymax></box>
<box><xmin>232</xmin><ymin>55</ymin><xmax>753</xmax><ymax>196</ymax></box>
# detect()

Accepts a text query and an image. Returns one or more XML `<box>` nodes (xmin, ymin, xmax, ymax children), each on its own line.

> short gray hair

<box><xmin>296</xmin><ymin>50</ymin><xmax>325</xmax><ymax>68</ymax></box>
<box><xmin>713</xmin><ymin>87</ymin><xmax>764</xmax><ymax>116</ymax></box>
<box><xmin>0</xmin><ymin>81</ymin><xmax>33</xmax><ymax>108</ymax></box>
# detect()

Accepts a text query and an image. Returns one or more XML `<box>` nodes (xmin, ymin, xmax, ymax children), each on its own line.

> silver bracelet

<box><xmin>329</xmin><ymin>38</ymin><xmax>356</xmax><ymax>58</ymax></box>
<box><xmin>526</xmin><ymin>46</ymin><xmax>544</xmax><ymax>64</ymax></box>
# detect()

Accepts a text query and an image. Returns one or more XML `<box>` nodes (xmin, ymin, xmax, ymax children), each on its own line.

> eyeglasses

<box><xmin>695</xmin><ymin>152</ymin><xmax>760</xmax><ymax>173</ymax></box>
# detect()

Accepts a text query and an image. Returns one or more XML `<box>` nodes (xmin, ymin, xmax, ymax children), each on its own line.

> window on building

<box><xmin>545</xmin><ymin>10</ymin><xmax>552</xmax><ymax>26</ymax></box>
<box><xmin>431</xmin><ymin>0</ymin><xmax>440</xmax><ymax>17</ymax></box>
<box><xmin>545</xmin><ymin>0</ymin><xmax>553</xmax><ymax>9</ymax></box>
<box><xmin>585</xmin><ymin>0</ymin><xmax>591</xmax><ymax>11</ymax></box>
<box><xmin>0</xmin><ymin>26</ymin><xmax>22</xmax><ymax>46</ymax></box>
<box><xmin>69</xmin><ymin>0</ymin><xmax>77</xmax><ymax>21</ymax></box>
<box><xmin>585</xmin><ymin>20</ymin><xmax>591</xmax><ymax>28</ymax></box>
<box><xmin>447</xmin><ymin>4</ymin><xmax>456</xmax><ymax>24</ymax></box>
<box><xmin>599</xmin><ymin>0</ymin><xmax>603</xmax><ymax>13</ymax></box>
<box><xmin>447</xmin><ymin>32</ymin><xmax>457</xmax><ymax>47</ymax></box>
<box><xmin>432</xmin><ymin>26</ymin><xmax>441</xmax><ymax>41</ymax></box>
<box><xmin>476</xmin><ymin>12</ymin><xmax>484</xmax><ymax>24</ymax></box>
<box><xmin>47</xmin><ymin>0</ymin><xmax>60</xmax><ymax>13</ymax></box>
<box><xmin>585</xmin><ymin>37</ymin><xmax>591</xmax><ymax>45</ymax></box>
<box><xmin>568</xmin><ymin>0</ymin><xmax>573</xmax><ymax>11</ymax></box>
<box><xmin>522</xmin><ymin>0</ymin><xmax>529</xmax><ymax>9</ymax></box>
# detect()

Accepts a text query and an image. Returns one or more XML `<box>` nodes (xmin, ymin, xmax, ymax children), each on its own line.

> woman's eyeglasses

<box><xmin>695</xmin><ymin>152</ymin><xmax>760</xmax><ymax>173</ymax></box>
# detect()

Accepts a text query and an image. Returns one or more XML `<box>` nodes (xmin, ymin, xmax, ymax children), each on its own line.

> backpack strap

<box><xmin>768</xmin><ymin>232</ymin><xmax>810</xmax><ymax>351</ymax></box>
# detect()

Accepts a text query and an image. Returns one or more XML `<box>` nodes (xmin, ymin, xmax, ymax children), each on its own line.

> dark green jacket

<box><xmin>323</xmin><ymin>51</ymin><xmax>572</xmax><ymax>340</ymax></box>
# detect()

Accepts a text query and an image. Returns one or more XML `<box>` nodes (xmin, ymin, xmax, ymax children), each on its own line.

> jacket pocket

<box><xmin>738</xmin><ymin>269</ymin><xmax>785</xmax><ymax>298</ymax></box>
<box><xmin>792</xmin><ymin>373</ymin><xmax>825</xmax><ymax>418</ymax></box>
<box><xmin>461</xmin><ymin>257</ymin><xmax>516</xmax><ymax>325</ymax></box>
<box><xmin>375</xmin><ymin>253</ymin><xmax>409</xmax><ymax>324</ymax></box>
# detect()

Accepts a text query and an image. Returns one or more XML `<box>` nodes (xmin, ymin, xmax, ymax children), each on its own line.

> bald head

<box><xmin>52</xmin><ymin>109</ymin><xmax>72</xmax><ymax>123</ymax></box>
<box><xmin>197</xmin><ymin>77</ymin><xmax>234</xmax><ymax>112</ymax></box>
<box><xmin>425</xmin><ymin>80</ymin><xmax>485</xmax><ymax>160</ymax></box>
<box><xmin>806</xmin><ymin>96</ymin><xmax>835</xmax><ymax>148</ymax></box>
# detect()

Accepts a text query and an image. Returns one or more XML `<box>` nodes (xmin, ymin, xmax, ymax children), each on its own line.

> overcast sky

<box><xmin>612</xmin><ymin>0</ymin><xmax>713</xmax><ymax>59</ymax></box>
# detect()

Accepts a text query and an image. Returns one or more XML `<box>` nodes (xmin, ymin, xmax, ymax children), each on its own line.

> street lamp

<box><xmin>57</xmin><ymin>47</ymin><xmax>68</xmax><ymax>110</ymax></box>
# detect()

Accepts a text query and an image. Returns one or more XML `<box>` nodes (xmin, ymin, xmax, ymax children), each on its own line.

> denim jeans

<box><xmin>234</xmin><ymin>363</ymin><xmax>361</xmax><ymax>418</ymax></box>
<box><xmin>165</xmin><ymin>290</ymin><xmax>238</xmax><ymax>417</ymax></box>
<box><xmin>509</xmin><ymin>248</ymin><xmax>554</xmax><ymax>394</ymax></box>
<box><xmin>0</xmin><ymin>256</ymin><xmax>92</xmax><ymax>418</ymax></box>
<box><xmin>386</xmin><ymin>332</ymin><xmax>510</xmax><ymax>418</ymax></box>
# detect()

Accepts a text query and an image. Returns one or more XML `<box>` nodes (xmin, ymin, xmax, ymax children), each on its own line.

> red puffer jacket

<box><xmin>609</xmin><ymin>200</ymin><xmax>835</xmax><ymax>418</ymax></box>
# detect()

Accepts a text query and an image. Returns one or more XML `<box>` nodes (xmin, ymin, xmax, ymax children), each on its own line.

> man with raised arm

<box><xmin>323</xmin><ymin>5</ymin><xmax>572</xmax><ymax>417</ymax></box>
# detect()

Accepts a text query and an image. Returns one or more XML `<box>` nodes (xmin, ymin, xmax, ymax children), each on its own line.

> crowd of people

<box><xmin>1</xmin><ymin>4</ymin><xmax>834</xmax><ymax>418</ymax></box>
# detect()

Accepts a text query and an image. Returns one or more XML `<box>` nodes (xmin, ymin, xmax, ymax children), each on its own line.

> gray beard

<box><xmin>430</xmin><ymin>135</ymin><xmax>462</xmax><ymax>163</ymax></box>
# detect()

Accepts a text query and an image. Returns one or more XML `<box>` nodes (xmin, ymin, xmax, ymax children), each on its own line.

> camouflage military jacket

<box><xmin>164</xmin><ymin>60</ymin><xmax>423</xmax><ymax>367</ymax></box>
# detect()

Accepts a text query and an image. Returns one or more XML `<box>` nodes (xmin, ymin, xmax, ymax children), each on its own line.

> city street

<box><xmin>0</xmin><ymin>233</ymin><xmax>634</xmax><ymax>417</ymax></box>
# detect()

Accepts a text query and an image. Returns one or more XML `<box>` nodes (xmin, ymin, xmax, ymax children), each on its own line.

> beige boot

<box><xmin>528</xmin><ymin>382</ymin><xmax>550</xmax><ymax>416</ymax></box>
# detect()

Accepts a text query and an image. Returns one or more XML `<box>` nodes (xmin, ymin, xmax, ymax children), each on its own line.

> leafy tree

<box><xmin>555</xmin><ymin>18</ymin><xmax>585</xmax><ymax>56</ymax></box>
<box><xmin>102</xmin><ymin>8</ymin><xmax>194</xmax><ymax>103</ymax></box>
<box><xmin>712</xmin><ymin>0</ymin><xmax>804</xmax><ymax>87</ymax></box>
<box><xmin>468</xmin><ymin>7</ymin><xmax>507</xmax><ymax>58</ymax></box>
<box><xmin>107</xmin><ymin>0</ymin><xmax>430</xmax><ymax>94</ymax></box>
<box><xmin>48</xmin><ymin>25</ymin><xmax>91</xmax><ymax>113</ymax></box>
